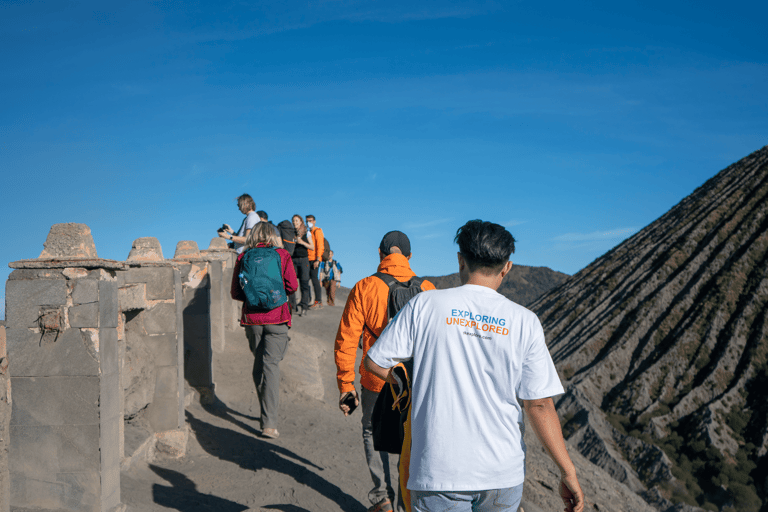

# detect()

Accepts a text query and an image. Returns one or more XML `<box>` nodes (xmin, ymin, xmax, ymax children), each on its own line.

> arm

<box><xmin>522</xmin><ymin>398</ymin><xmax>584</xmax><ymax>512</ymax></box>
<box><xmin>312</xmin><ymin>228</ymin><xmax>324</xmax><ymax>268</ymax></box>
<box><xmin>364</xmin><ymin>355</ymin><xmax>393</xmax><ymax>383</ymax></box>
<box><xmin>334</xmin><ymin>283</ymin><xmax>366</xmax><ymax>409</ymax></box>
<box><xmin>282</xmin><ymin>252</ymin><xmax>299</xmax><ymax>295</ymax></box>
<box><xmin>230</xmin><ymin>255</ymin><xmax>246</xmax><ymax>302</ymax></box>
<box><xmin>296</xmin><ymin>235</ymin><xmax>313</xmax><ymax>249</ymax></box>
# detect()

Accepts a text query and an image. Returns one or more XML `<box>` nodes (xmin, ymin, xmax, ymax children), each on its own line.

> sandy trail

<box><xmin>121</xmin><ymin>287</ymin><xmax>400</xmax><ymax>512</ymax></box>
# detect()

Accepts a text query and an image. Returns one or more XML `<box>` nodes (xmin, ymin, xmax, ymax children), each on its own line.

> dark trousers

<box><xmin>309</xmin><ymin>263</ymin><xmax>322</xmax><ymax>304</ymax></box>
<box><xmin>245</xmin><ymin>323</ymin><xmax>290</xmax><ymax>429</ymax></box>
<box><xmin>293</xmin><ymin>256</ymin><xmax>311</xmax><ymax>308</ymax></box>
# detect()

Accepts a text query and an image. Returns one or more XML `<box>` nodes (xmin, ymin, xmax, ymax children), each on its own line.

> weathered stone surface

<box><xmin>99</xmin><ymin>280</ymin><xmax>119</xmax><ymax>328</ymax></box>
<box><xmin>72</xmin><ymin>279</ymin><xmax>98</xmax><ymax>304</ymax></box>
<box><xmin>9</xmin><ymin>433</ymin><xmax>101</xmax><ymax>509</ymax></box>
<box><xmin>143</xmin><ymin>303</ymin><xmax>177</xmax><ymax>335</ymax></box>
<box><xmin>6</xmin><ymin>328</ymin><xmax>99</xmax><ymax>377</ymax></box>
<box><xmin>10</xmin><ymin>424</ymin><xmax>101</xmax><ymax>473</ymax></box>
<box><xmin>123</xmin><ymin>267</ymin><xmax>175</xmax><ymax>300</ymax></box>
<box><xmin>126</xmin><ymin>237</ymin><xmax>164</xmax><ymax>262</ymax></box>
<box><xmin>100</xmin><ymin>328</ymin><xmax>119</xmax><ymax>378</ymax></box>
<box><xmin>123</xmin><ymin>329</ymin><xmax>156</xmax><ymax>419</ymax></box>
<box><xmin>63</xmin><ymin>267</ymin><xmax>89</xmax><ymax>279</ymax></box>
<box><xmin>153</xmin><ymin>427</ymin><xmax>188</xmax><ymax>459</ymax></box>
<box><xmin>174</xmin><ymin>240</ymin><xmax>200</xmax><ymax>259</ymax></box>
<box><xmin>8</xmin><ymin>268</ymin><xmax>65</xmax><ymax>280</ymax></box>
<box><xmin>10</xmin><ymin>377</ymin><xmax>100</xmax><ymax>426</ymax></box>
<box><xmin>147</xmin><ymin>334</ymin><xmax>178</xmax><ymax>367</ymax></box>
<box><xmin>0</xmin><ymin>325</ymin><xmax>5</xmax><ymax>359</ymax></box>
<box><xmin>39</xmin><ymin>223</ymin><xmax>98</xmax><ymax>259</ymax></box>
<box><xmin>208</xmin><ymin>237</ymin><xmax>229</xmax><ymax>250</ymax></box>
<box><xmin>70</xmin><ymin>302</ymin><xmax>99</xmax><ymax>328</ymax></box>
<box><xmin>118</xmin><ymin>283</ymin><xmax>147</xmax><ymax>311</ymax></box>
<box><xmin>147</xmin><ymin>397</ymin><xmax>182</xmax><ymax>432</ymax></box>
<box><xmin>5</xmin><ymin>279</ymin><xmax>67</xmax><ymax>328</ymax></box>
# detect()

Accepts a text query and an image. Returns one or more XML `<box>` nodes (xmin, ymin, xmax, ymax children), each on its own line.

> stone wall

<box><xmin>0</xmin><ymin>225</ymin><xmax>242</xmax><ymax>511</ymax></box>
<box><xmin>5</xmin><ymin>257</ymin><xmax>124</xmax><ymax>511</ymax></box>
<box><xmin>0</xmin><ymin>321</ymin><xmax>9</xmax><ymax>512</ymax></box>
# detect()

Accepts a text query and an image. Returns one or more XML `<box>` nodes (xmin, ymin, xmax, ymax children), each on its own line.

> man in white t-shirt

<box><xmin>365</xmin><ymin>220</ymin><xmax>584</xmax><ymax>512</ymax></box>
<box><xmin>218</xmin><ymin>194</ymin><xmax>259</xmax><ymax>254</ymax></box>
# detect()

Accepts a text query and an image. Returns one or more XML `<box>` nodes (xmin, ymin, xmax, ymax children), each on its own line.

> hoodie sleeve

<box><xmin>334</xmin><ymin>281</ymin><xmax>365</xmax><ymax>393</ymax></box>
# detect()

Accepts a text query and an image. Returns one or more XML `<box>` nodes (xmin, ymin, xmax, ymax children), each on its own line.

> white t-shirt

<box><xmin>235</xmin><ymin>211</ymin><xmax>260</xmax><ymax>254</ymax></box>
<box><xmin>367</xmin><ymin>284</ymin><xmax>564</xmax><ymax>492</ymax></box>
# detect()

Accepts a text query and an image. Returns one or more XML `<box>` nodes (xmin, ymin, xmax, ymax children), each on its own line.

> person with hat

<box><xmin>334</xmin><ymin>231</ymin><xmax>435</xmax><ymax>512</ymax></box>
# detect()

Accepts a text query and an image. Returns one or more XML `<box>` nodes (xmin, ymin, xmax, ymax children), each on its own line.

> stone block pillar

<box><xmin>200</xmin><ymin>238</ymin><xmax>238</xmax><ymax>354</ymax></box>
<box><xmin>5</xmin><ymin>223</ymin><xmax>126</xmax><ymax>512</ymax></box>
<box><xmin>121</xmin><ymin>238</ymin><xmax>185</xmax><ymax>435</ymax></box>
<box><xmin>173</xmin><ymin>241</ymin><xmax>214</xmax><ymax>403</ymax></box>
<box><xmin>0</xmin><ymin>322</ymin><xmax>9</xmax><ymax>512</ymax></box>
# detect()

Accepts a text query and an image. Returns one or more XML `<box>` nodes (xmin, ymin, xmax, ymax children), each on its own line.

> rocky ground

<box><xmin>121</xmin><ymin>287</ymin><xmax>653</xmax><ymax>512</ymax></box>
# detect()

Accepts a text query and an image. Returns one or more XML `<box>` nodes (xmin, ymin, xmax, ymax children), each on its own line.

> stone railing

<box><xmin>1</xmin><ymin>223</ymin><xmax>244</xmax><ymax>512</ymax></box>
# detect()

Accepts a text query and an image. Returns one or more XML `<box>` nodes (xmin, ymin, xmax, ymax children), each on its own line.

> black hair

<box><xmin>256</xmin><ymin>210</ymin><xmax>268</xmax><ymax>220</ymax></box>
<box><xmin>454</xmin><ymin>220</ymin><xmax>516</xmax><ymax>272</ymax></box>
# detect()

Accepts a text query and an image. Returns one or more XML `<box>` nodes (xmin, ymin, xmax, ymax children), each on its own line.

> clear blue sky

<box><xmin>2</xmin><ymin>1</ymin><xmax>767</xmax><ymax>319</ymax></box>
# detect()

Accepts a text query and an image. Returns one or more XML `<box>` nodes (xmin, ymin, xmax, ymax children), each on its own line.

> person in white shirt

<box><xmin>218</xmin><ymin>194</ymin><xmax>259</xmax><ymax>254</ymax></box>
<box><xmin>365</xmin><ymin>219</ymin><xmax>585</xmax><ymax>512</ymax></box>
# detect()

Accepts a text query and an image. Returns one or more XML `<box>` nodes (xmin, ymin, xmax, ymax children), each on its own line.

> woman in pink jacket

<box><xmin>231</xmin><ymin>222</ymin><xmax>298</xmax><ymax>439</ymax></box>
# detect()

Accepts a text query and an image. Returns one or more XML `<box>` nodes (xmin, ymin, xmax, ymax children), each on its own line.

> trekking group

<box><xmin>224</xmin><ymin>193</ymin><xmax>585</xmax><ymax>512</ymax></box>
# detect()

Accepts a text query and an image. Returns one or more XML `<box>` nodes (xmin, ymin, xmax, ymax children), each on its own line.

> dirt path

<box><xmin>121</xmin><ymin>288</ymin><xmax>402</xmax><ymax>512</ymax></box>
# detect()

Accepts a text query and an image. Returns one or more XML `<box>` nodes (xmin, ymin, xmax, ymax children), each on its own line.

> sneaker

<box><xmin>309</xmin><ymin>301</ymin><xmax>323</xmax><ymax>310</ymax></box>
<box><xmin>368</xmin><ymin>499</ymin><xmax>393</xmax><ymax>512</ymax></box>
<box><xmin>296</xmin><ymin>305</ymin><xmax>304</xmax><ymax>317</ymax></box>
<box><xmin>261</xmin><ymin>428</ymin><xmax>279</xmax><ymax>439</ymax></box>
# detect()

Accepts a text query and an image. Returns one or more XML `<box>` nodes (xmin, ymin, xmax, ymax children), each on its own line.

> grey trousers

<box><xmin>245</xmin><ymin>323</ymin><xmax>290</xmax><ymax>429</ymax></box>
<box><xmin>361</xmin><ymin>387</ymin><xmax>405</xmax><ymax>511</ymax></box>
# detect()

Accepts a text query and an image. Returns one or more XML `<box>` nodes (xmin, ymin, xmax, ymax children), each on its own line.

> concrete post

<box><xmin>172</xmin><ymin>241</ymin><xmax>215</xmax><ymax>404</ymax></box>
<box><xmin>200</xmin><ymin>238</ymin><xmax>238</xmax><ymax>354</ymax></box>
<box><xmin>120</xmin><ymin>237</ymin><xmax>187</xmax><ymax>462</ymax></box>
<box><xmin>5</xmin><ymin>223</ymin><xmax>126</xmax><ymax>512</ymax></box>
<box><xmin>0</xmin><ymin>322</ymin><xmax>9</xmax><ymax>512</ymax></box>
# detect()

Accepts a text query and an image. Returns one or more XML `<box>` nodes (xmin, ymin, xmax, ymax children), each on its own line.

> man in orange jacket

<box><xmin>334</xmin><ymin>231</ymin><xmax>435</xmax><ymax>512</ymax></box>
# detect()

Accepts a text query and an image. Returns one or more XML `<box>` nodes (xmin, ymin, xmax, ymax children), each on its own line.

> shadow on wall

<box><xmin>185</xmin><ymin>409</ymin><xmax>366</xmax><ymax>512</ymax></box>
<box><xmin>183</xmin><ymin>271</ymin><xmax>213</xmax><ymax>394</ymax></box>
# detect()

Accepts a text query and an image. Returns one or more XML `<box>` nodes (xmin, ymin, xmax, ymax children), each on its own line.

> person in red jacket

<box><xmin>231</xmin><ymin>222</ymin><xmax>298</xmax><ymax>439</ymax></box>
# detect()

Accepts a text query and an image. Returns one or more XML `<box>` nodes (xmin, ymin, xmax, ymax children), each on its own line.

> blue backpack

<box><xmin>239</xmin><ymin>247</ymin><xmax>287</xmax><ymax>310</ymax></box>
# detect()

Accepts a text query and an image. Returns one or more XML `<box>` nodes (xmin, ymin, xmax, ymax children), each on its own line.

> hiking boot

<box><xmin>309</xmin><ymin>301</ymin><xmax>323</xmax><ymax>310</ymax></box>
<box><xmin>368</xmin><ymin>498</ymin><xmax>393</xmax><ymax>512</ymax></box>
<box><xmin>261</xmin><ymin>428</ymin><xmax>279</xmax><ymax>439</ymax></box>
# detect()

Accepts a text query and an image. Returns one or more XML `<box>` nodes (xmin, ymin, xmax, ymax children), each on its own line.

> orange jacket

<box><xmin>334</xmin><ymin>253</ymin><xmax>435</xmax><ymax>394</ymax></box>
<box><xmin>308</xmin><ymin>226</ymin><xmax>324</xmax><ymax>262</ymax></box>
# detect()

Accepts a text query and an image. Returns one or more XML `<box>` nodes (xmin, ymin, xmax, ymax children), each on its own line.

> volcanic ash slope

<box><xmin>530</xmin><ymin>145</ymin><xmax>768</xmax><ymax>511</ymax></box>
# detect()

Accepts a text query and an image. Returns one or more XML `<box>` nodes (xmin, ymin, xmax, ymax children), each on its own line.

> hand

<box><xmin>223</xmin><ymin>223</ymin><xmax>232</xmax><ymax>233</ymax></box>
<box><xmin>313</xmin><ymin>260</ymin><xmax>320</xmax><ymax>269</ymax></box>
<box><xmin>339</xmin><ymin>390</ymin><xmax>359</xmax><ymax>416</ymax></box>
<box><xmin>559</xmin><ymin>474</ymin><xmax>584</xmax><ymax>512</ymax></box>
<box><xmin>217</xmin><ymin>230</ymin><xmax>228</xmax><ymax>238</ymax></box>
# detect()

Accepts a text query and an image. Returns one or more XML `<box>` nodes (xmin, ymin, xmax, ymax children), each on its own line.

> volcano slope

<box><xmin>529</xmin><ymin>146</ymin><xmax>768</xmax><ymax>512</ymax></box>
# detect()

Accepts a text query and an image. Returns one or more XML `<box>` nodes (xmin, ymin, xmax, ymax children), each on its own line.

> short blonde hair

<box><xmin>245</xmin><ymin>222</ymin><xmax>283</xmax><ymax>250</ymax></box>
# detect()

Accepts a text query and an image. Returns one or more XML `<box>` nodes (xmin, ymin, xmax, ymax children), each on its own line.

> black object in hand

<box><xmin>342</xmin><ymin>392</ymin><xmax>358</xmax><ymax>414</ymax></box>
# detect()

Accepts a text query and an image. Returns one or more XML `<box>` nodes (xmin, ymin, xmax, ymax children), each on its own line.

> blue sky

<box><xmin>2</xmin><ymin>0</ymin><xmax>767</xmax><ymax>318</ymax></box>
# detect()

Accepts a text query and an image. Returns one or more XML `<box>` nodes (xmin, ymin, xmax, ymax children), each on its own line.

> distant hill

<box><xmin>530</xmin><ymin>146</ymin><xmax>768</xmax><ymax>512</ymax></box>
<box><xmin>425</xmin><ymin>264</ymin><xmax>569</xmax><ymax>306</ymax></box>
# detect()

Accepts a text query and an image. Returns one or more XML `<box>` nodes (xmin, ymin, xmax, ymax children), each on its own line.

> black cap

<box><xmin>379</xmin><ymin>231</ymin><xmax>411</xmax><ymax>257</ymax></box>
<box><xmin>256</xmin><ymin>210</ymin><xmax>268</xmax><ymax>220</ymax></box>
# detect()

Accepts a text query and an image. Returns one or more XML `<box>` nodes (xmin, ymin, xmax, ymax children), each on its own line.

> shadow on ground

<box><xmin>186</xmin><ymin>407</ymin><xmax>365</xmax><ymax>512</ymax></box>
<box><xmin>150</xmin><ymin>465</ymin><xmax>249</xmax><ymax>512</ymax></box>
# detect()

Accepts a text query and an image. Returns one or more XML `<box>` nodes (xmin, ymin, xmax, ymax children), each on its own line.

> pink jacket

<box><xmin>231</xmin><ymin>245</ymin><xmax>298</xmax><ymax>327</ymax></box>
